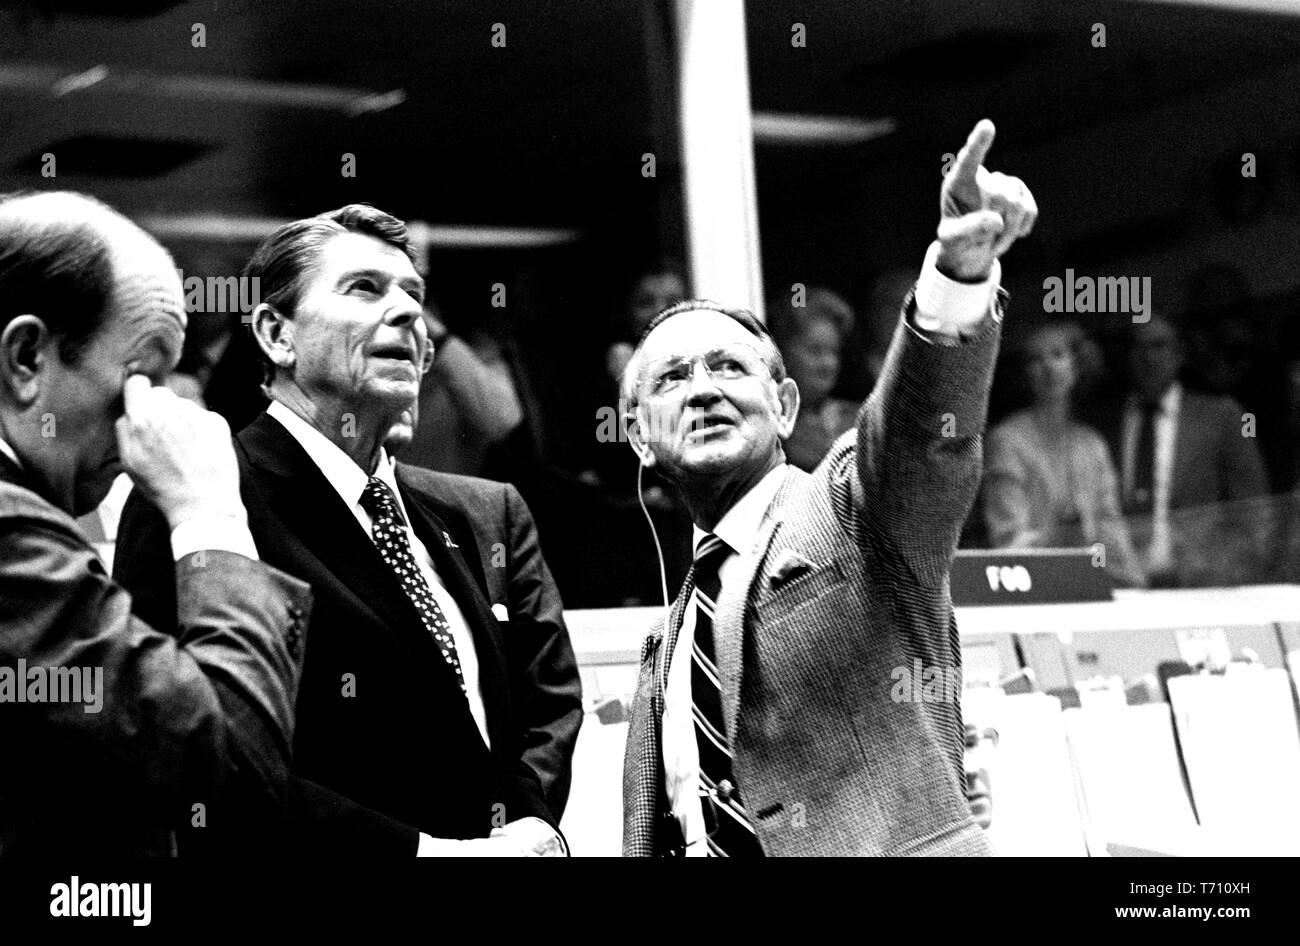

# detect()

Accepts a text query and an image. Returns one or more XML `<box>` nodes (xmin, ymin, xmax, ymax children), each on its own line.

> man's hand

<box><xmin>937</xmin><ymin>119</ymin><xmax>1037</xmax><ymax>282</ymax></box>
<box><xmin>490</xmin><ymin>817</ymin><xmax>567</xmax><ymax>857</ymax></box>
<box><xmin>115</xmin><ymin>375</ymin><xmax>245</xmax><ymax>529</ymax></box>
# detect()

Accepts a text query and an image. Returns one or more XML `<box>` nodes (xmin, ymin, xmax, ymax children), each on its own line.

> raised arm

<box><xmin>855</xmin><ymin>121</ymin><xmax>1037</xmax><ymax>583</ymax></box>
<box><xmin>425</xmin><ymin>312</ymin><xmax>524</xmax><ymax>444</ymax></box>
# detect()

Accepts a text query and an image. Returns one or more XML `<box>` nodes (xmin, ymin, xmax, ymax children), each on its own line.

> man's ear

<box><xmin>623</xmin><ymin>406</ymin><xmax>656</xmax><ymax>468</ymax></box>
<box><xmin>775</xmin><ymin>377</ymin><xmax>800</xmax><ymax>439</ymax></box>
<box><xmin>250</xmin><ymin>303</ymin><xmax>295</xmax><ymax>371</ymax></box>
<box><xmin>0</xmin><ymin>315</ymin><xmax>52</xmax><ymax>407</ymax></box>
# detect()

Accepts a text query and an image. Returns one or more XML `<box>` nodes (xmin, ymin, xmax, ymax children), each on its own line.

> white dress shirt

<box><xmin>1120</xmin><ymin>382</ymin><xmax>1180</xmax><ymax>572</ymax></box>
<box><xmin>0</xmin><ymin>436</ymin><xmax>22</xmax><ymax>480</ymax></box>
<box><xmin>266</xmin><ymin>399</ymin><xmax>490</xmax><ymax>748</ymax></box>
<box><xmin>664</xmin><ymin>464</ymin><xmax>787</xmax><ymax>855</ymax></box>
<box><xmin>0</xmin><ymin>436</ymin><xmax>21</xmax><ymax>474</ymax></box>
<box><xmin>660</xmin><ymin>248</ymin><xmax>1001</xmax><ymax>854</ymax></box>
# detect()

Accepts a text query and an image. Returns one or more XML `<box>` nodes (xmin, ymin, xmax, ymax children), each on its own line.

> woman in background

<box><xmin>982</xmin><ymin>320</ymin><xmax>1146</xmax><ymax>587</ymax></box>
<box><xmin>767</xmin><ymin>287</ymin><xmax>862</xmax><ymax>472</ymax></box>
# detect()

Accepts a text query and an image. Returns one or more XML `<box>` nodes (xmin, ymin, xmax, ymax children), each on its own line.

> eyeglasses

<box><xmin>640</xmin><ymin>345</ymin><xmax>769</xmax><ymax>399</ymax></box>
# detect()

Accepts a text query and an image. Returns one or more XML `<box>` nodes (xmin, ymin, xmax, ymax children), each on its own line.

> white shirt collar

<box><xmin>1130</xmin><ymin>381</ymin><xmax>1181</xmax><ymax>415</ymax></box>
<box><xmin>691</xmin><ymin>463</ymin><xmax>788</xmax><ymax>558</ymax></box>
<box><xmin>1163</xmin><ymin>381</ymin><xmax>1182</xmax><ymax>415</ymax></box>
<box><xmin>0</xmin><ymin>434</ymin><xmax>20</xmax><ymax>471</ymax></box>
<box><xmin>266</xmin><ymin>399</ymin><xmax>409</xmax><ymax>522</ymax></box>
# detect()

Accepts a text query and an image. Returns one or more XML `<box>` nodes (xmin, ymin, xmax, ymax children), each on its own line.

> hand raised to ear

<box><xmin>116</xmin><ymin>375</ymin><xmax>244</xmax><ymax>529</ymax></box>
<box><xmin>936</xmin><ymin>120</ymin><xmax>1038</xmax><ymax>281</ymax></box>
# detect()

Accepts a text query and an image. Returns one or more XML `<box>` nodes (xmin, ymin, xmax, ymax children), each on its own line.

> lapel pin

<box><xmin>443</xmin><ymin>531</ymin><xmax>459</xmax><ymax>549</ymax></box>
<box><xmin>641</xmin><ymin>633</ymin><xmax>662</xmax><ymax>663</ymax></box>
<box><xmin>491</xmin><ymin>603</ymin><xmax>509</xmax><ymax>621</ymax></box>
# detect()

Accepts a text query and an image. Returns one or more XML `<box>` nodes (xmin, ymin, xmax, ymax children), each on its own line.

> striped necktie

<box><xmin>360</xmin><ymin>477</ymin><xmax>467</xmax><ymax>695</ymax></box>
<box><xmin>689</xmin><ymin>533</ymin><xmax>764</xmax><ymax>857</ymax></box>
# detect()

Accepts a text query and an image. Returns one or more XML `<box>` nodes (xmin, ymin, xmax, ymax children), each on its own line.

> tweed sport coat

<box><xmin>623</xmin><ymin>299</ymin><xmax>1002</xmax><ymax>856</ymax></box>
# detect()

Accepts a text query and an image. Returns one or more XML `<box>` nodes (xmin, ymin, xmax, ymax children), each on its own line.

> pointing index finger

<box><xmin>950</xmin><ymin>119</ymin><xmax>996</xmax><ymax>186</ymax></box>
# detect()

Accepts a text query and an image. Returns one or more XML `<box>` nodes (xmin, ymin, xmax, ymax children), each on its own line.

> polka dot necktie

<box><xmin>360</xmin><ymin>477</ymin><xmax>466</xmax><ymax>695</ymax></box>
<box><xmin>687</xmin><ymin>533</ymin><xmax>763</xmax><ymax>857</ymax></box>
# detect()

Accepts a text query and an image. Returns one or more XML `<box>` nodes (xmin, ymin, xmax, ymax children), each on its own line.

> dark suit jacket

<box><xmin>114</xmin><ymin>412</ymin><xmax>583</xmax><ymax>855</ymax></box>
<box><xmin>1097</xmin><ymin>388</ymin><xmax>1270</xmax><ymax>585</ymax></box>
<box><xmin>623</xmin><ymin>300</ymin><xmax>1000</xmax><ymax>856</ymax></box>
<box><xmin>1101</xmin><ymin>388</ymin><xmax>1267</xmax><ymax>512</ymax></box>
<box><xmin>0</xmin><ymin>455</ymin><xmax>311</xmax><ymax>856</ymax></box>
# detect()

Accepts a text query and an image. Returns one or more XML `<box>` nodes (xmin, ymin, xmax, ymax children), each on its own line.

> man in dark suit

<box><xmin>1100</xmin><ymin>315</ymin><xmax>1268</xmax><ymax>585</ymax></box>
<box><xmin>115</xmin><ymin>204</ymin><xmax>582</xmax><ymax>856</ymax></box>
<box><xmin>0</xmin><ymin>191</ymin><xmax>311</xmax><ymax>855</ymax></box>
<box><xmin>620</xmin><ymin>121</ymin><xmax>1036</xmax><ymax>856</ymax></box>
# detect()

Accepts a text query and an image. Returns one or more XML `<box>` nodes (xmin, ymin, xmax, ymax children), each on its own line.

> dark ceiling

<box><xmin>0</xmin><ymin>0</ymin><xmax>657</xmax><ymax>226</ymax></box>
<box><xmin>0</xmin><ymin>0</ymin><xmax>1298</xmax><ymax>289</ymax></box>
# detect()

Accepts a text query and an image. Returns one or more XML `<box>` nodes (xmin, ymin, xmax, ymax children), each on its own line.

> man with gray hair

<box><xmin>1106</xmin><ymin>314</ymin><xmax>1268</xmax><ymax>586</ymax></box>
<box><xmin>621</xmin><ymin>120</ymin><xmax>1036</xmax><ymax>856</ymax></box>
<box><xmin>0</xmin><ymin>191</ymin><xmax>312</xmax><ymax>855</ymax></box>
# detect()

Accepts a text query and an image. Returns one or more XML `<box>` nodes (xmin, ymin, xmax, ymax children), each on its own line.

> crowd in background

<box><xmin>139</xmin><ymin>253</ymin><xmax>1300</xmax><ymax>607</ymax></box>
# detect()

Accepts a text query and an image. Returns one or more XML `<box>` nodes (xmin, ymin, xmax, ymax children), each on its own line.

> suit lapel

<box><xmin>237</xmin><ymin>414</ymin><xmax>435</xmax><ymax>658</ymax></box>
<box><xmin>396</xmin><ymin>470</ymin><xmax>491</xmax><ymax>596</ymax></box>
<box><xmin>714</xmin><ymin>467</ymin><xmax>802</xmax><ymax>739</ymax></box>
<box><xmin>0</xmin><ymin>450</ymin><xmax>28</xmax><ymax>491</ymax></box>
<box><xmin>657</xmin><ymin>576</ymin><xmax>696</xmax><ymax>699</ymax></box>
<box><xmin>1173</xmin><ymin>393</ymin><xmax>1203</xmax><ymax>508</ymax></box>
<box><xmin>396</xmin><ymin>468</ymin><xmax>515</xmax><ymax>756</ymax></box>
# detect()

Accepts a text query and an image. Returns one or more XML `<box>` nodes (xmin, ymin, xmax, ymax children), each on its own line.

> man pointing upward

<box><xmin>621</xmin><ymin>121</ymin><xmax>1035</xmax><ymax>856</ymax></box>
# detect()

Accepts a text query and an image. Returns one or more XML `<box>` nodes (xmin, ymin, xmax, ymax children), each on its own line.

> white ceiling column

<box><xmin>672</xmin><ymin>0</ymin><xmax>765</xmax><ymax>321</ymax></box>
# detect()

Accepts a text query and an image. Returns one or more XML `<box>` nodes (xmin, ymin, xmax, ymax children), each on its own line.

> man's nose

<box><xmin>384</xmin><ymin>285</ymin><xmax>423</xmax><ymax>327</ymax></box>
<box><xmin>685</xmin><ymin>359</ymin><xmax>722</xmax><ymax>403</ymax></box>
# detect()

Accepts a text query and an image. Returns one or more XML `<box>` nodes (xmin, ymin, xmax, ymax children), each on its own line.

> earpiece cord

<box><xmin>636</xmin><ymin>460</ymin><xmax>672</xmax><ymax>622</ymax></box>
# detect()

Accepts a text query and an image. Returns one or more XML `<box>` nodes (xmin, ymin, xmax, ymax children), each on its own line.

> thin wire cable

<box><xmin>636</xmin><ymin>459</ymin><xmax>671</xmax><ymax>622</ymax></box>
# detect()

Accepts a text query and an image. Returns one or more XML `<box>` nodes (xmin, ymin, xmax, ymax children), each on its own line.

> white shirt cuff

<box><xmin>417</xmin><ymin>832</ymin><xmax>444</xmax><ymax>856</ymax></box>
<box><xmin>170</xmin><ymin>514</ymin><xmax>259</xmax><ymax>563</ymax></box>
<box><xmin>912</xmin><ymin>240</ymin><xmax>1001</xmax><ymax>335</ymax></box>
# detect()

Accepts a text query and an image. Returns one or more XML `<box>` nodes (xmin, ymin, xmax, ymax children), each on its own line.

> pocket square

<box><xmin>770</xmin><ymin>548</ymin><xmax>815</xmax><ymax>585</ymax></box>
<box><xmin>491</xmin><ymin>603</ymin><xmax>509</xmax><ymax>621</ymax></box>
